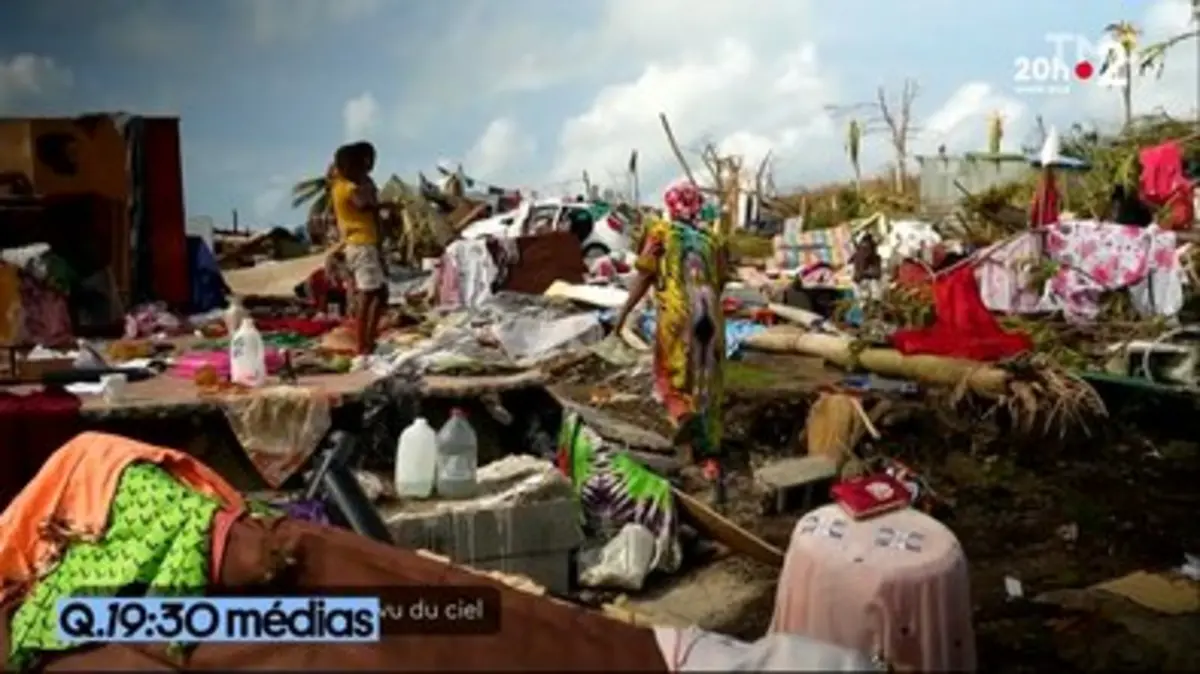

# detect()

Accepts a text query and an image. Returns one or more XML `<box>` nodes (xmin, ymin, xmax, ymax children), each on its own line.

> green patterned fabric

<box><xmin>556</xmin><ymin>412</ymin><xmax>680</xmax><ymax>573</ymax></box>
<box><xmin>8</xmin><ymin>463</ymin><xmax>220</xmax><ymax>670</ymax></box>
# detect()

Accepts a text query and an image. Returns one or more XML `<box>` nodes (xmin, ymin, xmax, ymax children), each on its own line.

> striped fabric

<box><xmin>772</xmin><ymin>224</ymin><xmax>855</xmax><ymax>270</ymax></box>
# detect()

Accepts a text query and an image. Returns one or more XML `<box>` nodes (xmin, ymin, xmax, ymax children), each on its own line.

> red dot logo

<box><xmin>1074</xmin><ymin>61</ymin><xmax>1094</xmax><ymax>80</ymax></box>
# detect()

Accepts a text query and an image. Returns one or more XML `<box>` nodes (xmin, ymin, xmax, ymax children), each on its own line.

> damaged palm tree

<box><xmin>827</xmin><ymin>79</ymin><xmax>921</xmax><ymax>194</ymax></box>
<box><xmin>846</xmin><ymin>119</ymin><xmax>863</xmax><ymax>189</ymax></box>
<box><xmin>377</xmin><ymin>175</ymin><xmax>458</xmax><ymax>264</ymax></box>
<box><xmin>292</xmin><ymin>172</ymin><xmax>335</xmax><ymax>246</ymax></box>
<box><xmin>987</xmin><ymin>111</ymin><xmax>1005</xmax><ymax>154</ymax></box>
<box><xmin>1101</xmin><ymin>20</ymin><xmax>1141</xmax><ymax>130</ymax></box>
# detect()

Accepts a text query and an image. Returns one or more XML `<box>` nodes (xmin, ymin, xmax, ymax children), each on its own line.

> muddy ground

<box><xmin>565</xmin><ymin>353</ymin><xmax>1200</xmax><ymax>672</ymax></box>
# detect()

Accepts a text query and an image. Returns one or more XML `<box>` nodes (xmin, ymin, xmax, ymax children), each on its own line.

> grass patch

<box><xmin>724</xmin><ymin>361</ymin><xmax>786</xmax><ymax>390</ymax></box>
<box><xmin>728</xmin><ymin>230</ymin><xmax>774</xmax><ymax>262</ymax></box>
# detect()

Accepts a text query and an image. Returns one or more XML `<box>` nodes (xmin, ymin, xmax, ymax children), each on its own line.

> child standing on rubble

<box><xmin>331</xmin><ymin>143</ymin><xmax>386</xmax><ymax>361</ymax></box>
<box><xmin>614</xmin><ymin>180</ymin><xmax>729</xmax><ymax>502</ymax></box>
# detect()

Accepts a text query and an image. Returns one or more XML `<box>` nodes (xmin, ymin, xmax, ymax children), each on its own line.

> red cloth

<box><xmin>306</xmin><ymin>268</ymin><xmax>347</xmax><ymax>311</ymax></box>
<box><xmin>1029</xmin><ymin>171</ymin><xmax>1060</xmax><ymax>227</ymax></box>
<box><xmin>142</xmin><ymin>119</ymin><xmax>191</xmax><ymax>306</ymax></box>
<box><xmin>0</xmin><ymin>389</ymin><xmax>82</xmax><ymax>511</ymax></box>
<box><xmin>1139</xmin><ymin>141</ymin><xmax>1194</xmax><ymax>231</ymax></box>
<box><xmin>895</xmin><ymin>259</ymin><xmax>933</xmax><ymax>289</ymax></box>
<box><xmin>891</xmin><ymin>264</ymin><xmax>1032</xmax><ymax>362</ymax></box>
<box><xmin>212</xmin><ymin>317</ymin><xmax>340</xmax><ymax>338</ymax></box>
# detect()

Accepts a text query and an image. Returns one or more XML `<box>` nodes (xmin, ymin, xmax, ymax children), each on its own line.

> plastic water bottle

<box><xmin>435</xmin><ymin>408</ymin><xmax>478</xmax><ymax>498</ymax></box>
<box><xmin>229</xmin><ymin>318</ymin><xmax>267</xmax><ymax>387</ymax></box>
<box><xmin>394</xmin><ymin>417</ymin><xmax>438</xmax><ymax>498</ymax></box>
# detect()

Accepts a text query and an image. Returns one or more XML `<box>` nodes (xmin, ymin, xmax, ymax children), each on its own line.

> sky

<box><xmin>0</xmin><ymin>0</ymin><xmax>1197</xmax><ymax>230</ymax></box>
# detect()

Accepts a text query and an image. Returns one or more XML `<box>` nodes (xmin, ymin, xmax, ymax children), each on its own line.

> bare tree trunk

<box><xmin>1121</xmin><ymin>59</ymin><xmax>1134</xmax><ymax>130</ymax></box>
<box><xmin>877</xmin><ymin>80</ymin><xmax>919</xmax><ymax>194</ymax></box>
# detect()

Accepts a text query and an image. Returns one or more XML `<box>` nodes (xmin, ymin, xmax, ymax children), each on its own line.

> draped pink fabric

<box><xmin>770</xmin><ymin>504</ymin><xmax>977</xmax><ymax>671</ymax></box>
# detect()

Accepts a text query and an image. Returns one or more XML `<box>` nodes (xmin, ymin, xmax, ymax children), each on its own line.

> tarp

<box><xmin>222</xmin><ymin>253</ymin><xmax>327</xmax><ymax>299</ymax></box>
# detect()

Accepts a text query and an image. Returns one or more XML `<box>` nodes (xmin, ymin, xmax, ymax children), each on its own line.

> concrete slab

<box><xmin>623</xmin><ymin>558</ymin><xmax>778</xmax><ymax>635</ymax></box>
<box><xmin>755</xmin><ymin>456</ymin><xmax>838</xmax><ymax>514</ymax></box>
<box><xmin>381</xmin><ymin>455</ymin><xmax>583</xmax><ymax>595</ymax></box>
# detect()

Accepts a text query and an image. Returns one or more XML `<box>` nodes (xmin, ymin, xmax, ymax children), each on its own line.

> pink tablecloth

<box><xmin>770</xmin><ymin>504</ymin><xmax>976</xmax><ymax>671</ymax></box>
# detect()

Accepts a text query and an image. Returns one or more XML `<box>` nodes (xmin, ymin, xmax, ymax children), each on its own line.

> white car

<box><xmin>460</xmin><ymin>198</ymin><xmax>631</xmax><ymax>263</ymax></box>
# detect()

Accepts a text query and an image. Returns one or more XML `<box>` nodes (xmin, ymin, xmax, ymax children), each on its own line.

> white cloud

<box><xmin>0</xmin><ymin>54</ymin><xmax>73</xmax><ymax>111</ymax></box>
<box><xmin>343</xmin><ymin>93</ymin><xmax>381</xmax><ymax>141</ymax></box>
<box><xmin>463</xmin><ymin>117</ymin><xmax>536</xmax><ymax>180</ymax></box>
<box><xmin>917</xmin><ymin>82</ymin><xmax>1028</xmax><ymax>154</ymax></box>
<box><xmin>385</xmin><ymin>0</ymin><xmax>817</xmax><ymax>142</ymax></box>
<box><xmin>240</xmin><ymin>0</ymin><xmax>382</xmax><ymax>44</ymax></box>
<box><xmin>548</xmin><ymin>38</ymin><xmax>841</xmax><ymax>196</ymax></box>
<box><xmin>251</xmin><ymin>175</ymin><xmax>292</xmax><ymax>224</ymax></box>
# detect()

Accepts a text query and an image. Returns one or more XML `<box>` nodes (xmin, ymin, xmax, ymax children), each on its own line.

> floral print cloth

<box><xmin>974</xmin><ymin>232</ymin><xmax>1045</xmax><ymax>314</ymax></box>
<box><xmin>1043</xmin><ymin>220</ymin><xmax>1183</xmax><ymax>322</ymax></box>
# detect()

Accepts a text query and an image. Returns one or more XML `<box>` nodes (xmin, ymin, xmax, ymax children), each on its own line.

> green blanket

<box><xmin>8</xmin><ymin>463</ymin><xmax>220</xmax><ymax>669</ymax></box>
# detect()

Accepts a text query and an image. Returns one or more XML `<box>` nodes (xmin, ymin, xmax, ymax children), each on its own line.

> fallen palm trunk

<box><xmin>746</xmin><ymin>326</ymin><xmax>1011</xmax><ymax>397</ymax></box>
<box><xmin>747</xmin><ymin>327</ymin><xmax>1106</xmax><ymax>434</ymax></box>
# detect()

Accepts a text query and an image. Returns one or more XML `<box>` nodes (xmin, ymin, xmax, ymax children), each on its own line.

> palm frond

<box><xmin>290</xmin><ymin>176</ymin><xmax>329</xmax><ymax>210</ymax></box>
<box><xmin>1139</xmin><ymin>29</ymin><xmax>1200</xmax><ymax>76</ymax></box>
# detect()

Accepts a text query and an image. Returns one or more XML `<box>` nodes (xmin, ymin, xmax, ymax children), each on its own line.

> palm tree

<box><xmin>1139</xmin><ymin>0</ymin><xmax>1200</xmax><ymax>77</ymax></box>
<box><xmin>291</xmin><ymin>175</ymin><xmax>331</xmax><ymax>215</ymax></box>
<box><xmin>292</xmin><ymin>173</ymin><xmax>334</xmax><ymax>246</ymax></box>
<box><xmin>1100</xmin><ymin>21</ymin><xmax>1140</xmax><ymax>130</ymax></box>
<box><xmin>845</xmin><ymin>119</ymin><xmax>862</xmax><ymax>188</ymax></box>
<box><xmin>987</xmin><ymin>111</ymin><xmax>1004</xmax><ymax>154</ymax></box>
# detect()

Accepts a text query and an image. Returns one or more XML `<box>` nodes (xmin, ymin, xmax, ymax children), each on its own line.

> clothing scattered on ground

<box><xmin>891</xmin><ymin>264</ymin><xmax>1032</xmax><ymax>361</ymax></box>
<box><xmin>557</xmin><ymin>411</ymin><xmax>681</xmax><ymax>574</ymax></box>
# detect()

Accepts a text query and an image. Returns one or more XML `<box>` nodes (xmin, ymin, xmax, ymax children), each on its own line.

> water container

<box><xmin>224</xmin><ymin>297</ymin><xmax>248</xmax><ymax>336</ymax></box>
<box><xmin>394</xmin><ymin>418</ymin><xmax>438</xmax><ymax>498</ymax></box>
<box><xmin>435</xmin><ymin>408</ymin><xmax>478</xmax><ymax>498</ymax></box>
<box><xmin>229</xmin><ymin>318</ymin><xmax>267</xmax><ymax>387</ymax></box>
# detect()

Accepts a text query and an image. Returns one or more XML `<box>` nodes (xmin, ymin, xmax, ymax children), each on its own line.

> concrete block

<box><xmin>385</xmin><ymin>498</ymin><xmax>582</xmax><ymax>594</ymax></box>
<box><xmin>470</xmin><ymin>550</ymin><xmax>574</xmax><ymax>596</ymax></box>
<box><xmin>755</xmin><ymin>455</ymin><xmax>838</xmax><ymax>514</ymax></box>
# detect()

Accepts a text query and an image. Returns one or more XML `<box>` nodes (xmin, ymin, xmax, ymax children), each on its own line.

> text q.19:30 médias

<box><xmin>56</xmin><ymin>597</ymin><xmax>380</xmax><ymax>643</ymax></box>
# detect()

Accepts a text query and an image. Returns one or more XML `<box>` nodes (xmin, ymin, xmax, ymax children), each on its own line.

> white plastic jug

<box><xmin>435</xmin><ymin>408</ymin><xmax>478</xmax><ymax>498</ymax></box>
<box><xmin>224</xmin><ymin>296</ymin><xmax>248</xmax><ymax>336</ymax></box>
<box><xmin>229</xmin><ymin>318</ymin><xmax>267</xmax><ymax>387</ymax></box>
<box><xmin>395</xmin><ymin>417</ymin><xmax>438</xmax><ymax>498</ymax></box>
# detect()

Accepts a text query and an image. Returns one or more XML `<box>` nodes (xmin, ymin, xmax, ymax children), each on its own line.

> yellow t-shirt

<box><xmin>331</xmin><ymin>177</ymin><xmax>378</xmax><ymax>246</ymax></box>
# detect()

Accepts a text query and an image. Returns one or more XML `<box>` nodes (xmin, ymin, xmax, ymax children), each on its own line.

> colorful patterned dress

<box><xmin>635</xmin><ymin>217</ymin><xmax>727</xmax><ymax>460</ymax></box>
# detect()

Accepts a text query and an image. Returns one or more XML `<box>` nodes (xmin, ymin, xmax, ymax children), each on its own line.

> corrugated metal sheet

<box><xmin>916</xmin><ymin>155</ymin><xmax>1031</xmax><ymax>214</ymax></box>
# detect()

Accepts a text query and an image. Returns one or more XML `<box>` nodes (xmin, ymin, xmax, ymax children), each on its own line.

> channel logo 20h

<box><xmin>1013</xmin><ymin>33</ymin><xmax>1129</xmax><ymax>96</ymax></box>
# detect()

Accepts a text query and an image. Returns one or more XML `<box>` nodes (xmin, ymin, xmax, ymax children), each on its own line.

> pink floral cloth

<box><xmin>973</xmin><ymin>232</ymin><xmax>1044</xmax><ymax>314</ymax></box>
<box><xmin>1043</xmin><ymin>220</ymin><xmax>1183</xmax><ymax>322</ymax></box>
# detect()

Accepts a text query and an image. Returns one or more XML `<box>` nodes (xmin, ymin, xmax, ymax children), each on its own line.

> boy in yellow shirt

<box><xmin>331</xmin><ymin>142</ymin><xmax>386</xmax><ymax>356</ymax></box>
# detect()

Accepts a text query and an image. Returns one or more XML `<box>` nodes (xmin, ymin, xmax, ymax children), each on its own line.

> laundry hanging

<box><xmin>1139</xmin><ymin>141</ymin><xmax>1194</xmax><ymax>231</ymax></box>
<box><xmin>891</xmin><ymin>264</ymin><xmax>1032</xmax><ymax>362</ymax></box>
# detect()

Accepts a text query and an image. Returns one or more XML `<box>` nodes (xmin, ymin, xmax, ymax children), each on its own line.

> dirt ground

<box><xmin>572</xmin><ymin>353</ymin><xmax>1200</xmax><ymax>672</ymax></box>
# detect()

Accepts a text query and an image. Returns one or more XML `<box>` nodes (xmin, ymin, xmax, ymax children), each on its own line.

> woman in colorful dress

<box><xmin>614</xmin><ymin>180</ymin><xmax>728</xmax><ymax>495</ymax></box>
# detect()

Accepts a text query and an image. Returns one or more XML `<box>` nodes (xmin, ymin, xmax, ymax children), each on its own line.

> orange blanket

<box><xmin>0</xmin><ymin>432</ymin><xmax>245</xmax><ymax>603</ymax></box>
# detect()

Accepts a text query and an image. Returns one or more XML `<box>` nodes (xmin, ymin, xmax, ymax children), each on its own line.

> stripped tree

<box><xmin>827</xmin><ymin>79</ymin><xmax>921</xmax><ymax>194</ymax></box>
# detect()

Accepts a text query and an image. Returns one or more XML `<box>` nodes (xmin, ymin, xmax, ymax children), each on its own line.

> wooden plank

<box><xmin>673</xmin><ymin>488</ymin><xmax>784</xmax><ymax>568</ymax></box>
<box><xmin>547</xmin><ymin>386</ymin><xmax>673</xmax><ymax>452</ymax></box>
